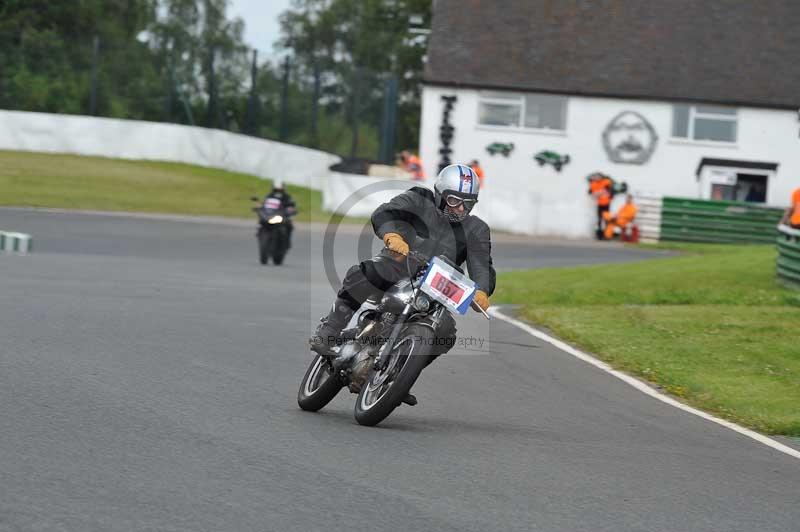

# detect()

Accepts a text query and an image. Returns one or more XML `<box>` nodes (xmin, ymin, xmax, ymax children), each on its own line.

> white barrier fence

<box><xmin>324</xmin><ymin>172</ymin><xmax>419</xmax><ymax>218</ymax></box>
<box><xmin>0</xmin><ymin>231</ymin><xmax>32</xmax><ymax>254</ymax></box>
<box><xmin>0</xmin><ymin>110</ymin><xmax>339</xmax><ymax>191</ymax></box>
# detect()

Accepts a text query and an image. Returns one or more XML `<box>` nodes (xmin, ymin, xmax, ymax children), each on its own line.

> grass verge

<box><xmin>494</xmin><ymin>243</ymin><xmax>800</xmax><ymax>436</ymax></box>
<box><xmin>0</xmin><ymin>150</ymin><xmax>367</xmax><ymax>224</ymax></box>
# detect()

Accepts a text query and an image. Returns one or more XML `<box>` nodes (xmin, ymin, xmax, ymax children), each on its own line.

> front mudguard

<box><xmin>406</xmin><ymin>307</ymin><xmax>457</xmax><ymax>357</ymax></box>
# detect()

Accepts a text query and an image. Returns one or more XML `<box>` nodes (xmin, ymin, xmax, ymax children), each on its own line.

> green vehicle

<box><xmin>534</xmin><ymin>151</ymin><xmax>570</xmax><ymax>171</ymax></box>
<box><xmin>486</xmin><ymin>142</ymin><xmax>514</xmax><ymax>157</ymax></box>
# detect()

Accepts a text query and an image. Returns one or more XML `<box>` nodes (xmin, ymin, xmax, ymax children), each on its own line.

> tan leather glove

<box><xmin>474</xmin><ymin>290</ymin><xmax>490</xmax><ymax>311</ymax></box>
<box><xmin>383</xmin><ymin>232</ymin><xmax>409</xmax><ymax>256</ymax></box>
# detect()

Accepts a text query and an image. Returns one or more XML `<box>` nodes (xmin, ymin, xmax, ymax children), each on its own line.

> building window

<box><xmin>672</xmin><ymin>104</ymin><xmax>737</xmax><ymax>143</ymax></box>
<box><xmin>478</xmin><ymin>91</ymin><xmax>567</xmax><ymax>131</ymax></box>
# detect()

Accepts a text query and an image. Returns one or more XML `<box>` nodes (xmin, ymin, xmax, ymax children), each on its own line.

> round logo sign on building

<box><xmin>602</xmin><ymin>111</ymin><xmax>658</xmax><ymax>165</ymax></box>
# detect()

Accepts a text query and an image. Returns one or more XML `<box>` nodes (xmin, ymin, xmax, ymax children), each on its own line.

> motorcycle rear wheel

<box><xmin>354</xmin><ymin>324</ymin><xmax>432</xmax><ymax>426</ymax></box>
<box><xmin>297</xmin><ymin>354</ymin><xmax>342</xmax><ymax>412</ymax></box>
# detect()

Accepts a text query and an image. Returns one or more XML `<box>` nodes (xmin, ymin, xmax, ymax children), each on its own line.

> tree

<box><xmin>0</xmin><ymin>0</ymin><xmax>428</xmax><ymax>158</ymax></box>
<box><xmin>277</xmin><ymin>0</ymin><xmax>431</xmax><ymax>156</ymax></box>
<box><xmin>149</xmin><ymin>0</ymin><xmax>203</xmax><ymax>123</ymax></box>
<box><xmin>149</xmin><ymin>0</ymin><xmax>248</xmax><ymax>129</ymax></box>
<box><xmin>0</xmin><ymin>0</ymin><xmax>160</xmax><ymax>117</ymax></box>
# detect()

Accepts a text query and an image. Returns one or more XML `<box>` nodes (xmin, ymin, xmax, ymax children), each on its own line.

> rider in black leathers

<box><xmin>310</xmin><ymin>164</ymin><xmax>496</xmax><ymax>395</ymax></box>
<box><xmin>263</xmin><ymin>180</ymin><xmax>296</xmax><ymax>245</ymax></box>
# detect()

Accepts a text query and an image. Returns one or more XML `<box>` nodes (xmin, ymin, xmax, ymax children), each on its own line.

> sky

<box><xmin>227</xmin><ymin>0</ymin><xmax>293</xmax><ymax>60</ymax></box>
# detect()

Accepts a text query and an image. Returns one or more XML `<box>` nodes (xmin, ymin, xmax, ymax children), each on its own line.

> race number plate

<box><xmin>420</xmin><ymin>257</ymin><xmax>477</xmax><ymax>315</ymax></box>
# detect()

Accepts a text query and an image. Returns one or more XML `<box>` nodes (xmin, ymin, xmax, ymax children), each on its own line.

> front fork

<box><xmin>373</xmin><ymin>303</ymin><xmax>413</xmax><ymax>372</ymax></box>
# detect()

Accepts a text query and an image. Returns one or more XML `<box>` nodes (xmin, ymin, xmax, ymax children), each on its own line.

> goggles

<box><xmin>444</xmin><ymin>195</ymin><xmax>477</xmax><ymax>210</ymax></box>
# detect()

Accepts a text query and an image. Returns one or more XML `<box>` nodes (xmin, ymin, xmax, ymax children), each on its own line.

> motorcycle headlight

<box><xmin>414</xmin><ymin>293</ymin><xmax>431</xmax><ymax>313</ymax></box>
<box><xmin>268</xmin><ymin>215</ymin><xmax>283</xmax><ymax>224</ymax></box>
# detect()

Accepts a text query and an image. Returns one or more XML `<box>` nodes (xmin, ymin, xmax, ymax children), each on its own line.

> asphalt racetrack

<box><xmin>1</xmin><ymin>209</ymin><xmax>798</xmax><ymax>532</ymax></box>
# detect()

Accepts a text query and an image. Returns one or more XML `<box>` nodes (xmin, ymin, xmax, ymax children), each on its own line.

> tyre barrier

<box><xmin>0</xmin><ymin>231</ymin><xmax>32</xmax><ymax>254</ymax></box>
<box><xmin>776</xmin><ymin>224</ymin><xmax>800</xmax><ymax>288</ymax></box>
<box><xmin>635</xmin><ymin>195</ymin><xmax>663</xmax><ymax>243</ymax></box>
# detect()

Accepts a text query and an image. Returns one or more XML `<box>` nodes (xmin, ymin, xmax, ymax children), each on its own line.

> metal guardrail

<box><xmin>0</xmin><ymin>231</ymin><xmax>33</xmax><ymax>254</ymax></box>
<box><xmin>776</xmin><ymin>224</ymin><xmax>800</xmax><ymax>288</ymax></box>
<box><xmin>660</xmin><ymin>197</ymin><xmax>784</xmax><ymax>244</ymax></box>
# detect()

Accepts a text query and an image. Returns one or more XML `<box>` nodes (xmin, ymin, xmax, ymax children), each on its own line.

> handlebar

<box><xmin>406</xmin><ymin>249</ymin><xmax>430</xmax><ymax>262</ymax></box>
<box><xmin>470</xmin><ymin>299</ymin><xmax>491</xmax><ymax>320</ymax></box>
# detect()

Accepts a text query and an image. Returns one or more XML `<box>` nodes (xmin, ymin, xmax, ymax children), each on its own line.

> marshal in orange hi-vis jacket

<box><xmin>470</xmin><ymin>160</ymin><xmax>485</xmax><ymax>189</ymax></box>
<box><xmin>400</xmin><ymin>150</ymin><xmax>425</xmax><ymax>181</ymax></box>
<box><xmin>790</xmin><ymin>187</ymin><xmax>800</xmax><ymax>227</ymax></box>
<box><xmin>588</xmin><ymin>173</ymin><xmax>614</xmax><ymax>238</ymax></box>
<box><xmin>604</xmin><ymin>196</ymin><xmax>639</xmax><ymax>240</ymax></box>
<box><xmin>590</xmin><ymin>177</ymin><xmax>613</xmax><ymax>207</ymax></box>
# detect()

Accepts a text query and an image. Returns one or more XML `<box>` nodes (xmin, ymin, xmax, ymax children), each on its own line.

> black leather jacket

<box><xmin>371</xmin><ymin>186</ymin><xmax>496</xmax><ymax>295</ymax></box>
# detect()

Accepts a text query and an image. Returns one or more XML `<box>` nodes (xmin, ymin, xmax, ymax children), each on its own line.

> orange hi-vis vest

<box><xmin>405</xmin><ymin>155</ymin><xmax>425</xmax><ymax>180</ymax></box>
<box><xmin>791</xmin><ymin>187</ymin><xmax>800</xmax><ymax>226</ymax></box>
<box><xmin>590</xmin><ymin>178</ymin><xmax>613</xmax><ymax>207</ymax></box>
<box><xmin>616</xmin><ymin>203</ymin><xmax>638</xmax><ymax>226</ymax></box>
<box><xmin>472</xmin><ymin>166</ymin><xmax>485</xmax><ymax>188</ymax></box>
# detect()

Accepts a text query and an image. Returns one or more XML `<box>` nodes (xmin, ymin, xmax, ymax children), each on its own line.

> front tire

<box><xmin>354</xmin><ymin>324</ymin><xmax>433</xmax><ymax>426</ymax></box>
<box><xmin>272</xmin><ymin>228</ymin><xmax>288</xmax><ymax>265</ymax></box>
<box><xmin>298</xmin><ymin>354</ymin><xmax>342</xmax><ymax>412</ymax></box>
<box><xmin>258</xmin><ymin>230</ymin><xmax>269</xmax><ymax>265</ymax></box>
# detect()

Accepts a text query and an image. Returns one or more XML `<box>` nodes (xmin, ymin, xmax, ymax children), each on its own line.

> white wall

<box><xmin>0</xmin><ymin>110</ymin><xmax>339</xmax><ymax>191</ymax></box>
<box><xmin>324</xmin><ymin>173</ymin><xmax>418</xmax><ymax>218</ymax></box>
<box><xmin>419</xmin><ymin>86</ymin><xmax>800</xmax><ymax>238</ymax></box>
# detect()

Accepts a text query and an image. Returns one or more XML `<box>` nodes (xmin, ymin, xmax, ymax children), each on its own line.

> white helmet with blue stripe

<box><xmin>433</xmin><ymin>163</ymin><xmax>480</xmax><ymax>222</ymax></box>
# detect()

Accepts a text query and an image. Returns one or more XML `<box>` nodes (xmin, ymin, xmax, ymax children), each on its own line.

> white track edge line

<box><xmin>488</xmin><ymin>306</ymin><xmax>800</xmax><ymax>461</ymax></box>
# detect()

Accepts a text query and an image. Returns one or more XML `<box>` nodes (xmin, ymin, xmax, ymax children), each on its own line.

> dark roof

<box><xmin>424</xmin><ymin>1</ymin><xmax>800</xmax><ymax>109</ymax></box>
<box><xmin>696</xmin><ymin>158</ymin><xmax>779</xmax><ymax>177</ymax></box>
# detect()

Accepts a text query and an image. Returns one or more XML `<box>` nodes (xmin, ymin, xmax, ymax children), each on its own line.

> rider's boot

<box><xmin>309</xmin><ymin>298</ymin><xmax>354</xmax><ymax>358</ymax></box>
<box><xmin>402</xmin><ymin>393</ymin><xmax>417</xmax><ymax>406</ymax></box>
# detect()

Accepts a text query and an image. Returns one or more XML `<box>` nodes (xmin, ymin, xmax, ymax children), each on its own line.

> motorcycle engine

<box><xmin>348</xmin><ymin>347</ymin><xmax>374</xmax><ymax>393</ymax></box>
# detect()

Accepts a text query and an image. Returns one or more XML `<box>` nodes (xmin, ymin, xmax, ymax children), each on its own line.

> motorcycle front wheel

<box><xmin>354</xmin><ymin>324</ymin><xmax>433</xmax><ymax>426</ymax></box>
<box><xmin>272</xmin><ymin>227</ymin><xmax>288</xmax><ymax>265</ymax></box>
<box><xmin>297</xmin><ymin>354</ymin><xmax>342</xmax><ymax>412</ymax></box>
<box><xmin>258</xmin><ymin>229</ymin><xmax>270</xmax><ymax>265</ymax></box>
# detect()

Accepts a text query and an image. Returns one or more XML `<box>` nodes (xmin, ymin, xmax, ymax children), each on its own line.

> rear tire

<box><xmin>354</xmin><ymin>324</ymin><xmax>433</xmax><ymax>426</ymax></box>
<box><xmin>298</xmin><ymin>354</ymin><xmax>342</xmax><ymax>412</ymax></box>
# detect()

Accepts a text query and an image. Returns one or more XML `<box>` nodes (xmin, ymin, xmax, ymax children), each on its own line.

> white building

<box><xmin>418</xmin><ymin>1</ymin><xmax>800</xmax><ymax>238</ymax></box>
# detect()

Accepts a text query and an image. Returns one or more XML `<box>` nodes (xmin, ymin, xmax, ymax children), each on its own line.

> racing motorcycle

<box><xmin>298</xmin><ymin>251</ymin><xmax>490</xmax><ymax>426</ymax></box>
<box><xmin>251</xmin><ymin>196</ymin><xmax>292</xmax><ymax>265</ymax></box>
